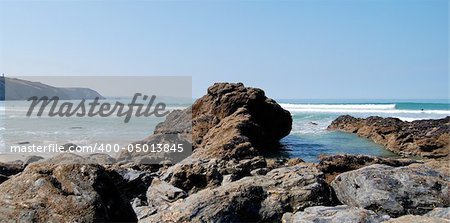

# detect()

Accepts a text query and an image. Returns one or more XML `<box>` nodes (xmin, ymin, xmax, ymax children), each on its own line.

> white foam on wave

<box><xmin>285</xmin><ymin>108</ymin><xmax>450</xmax><ymax>115</ymax></box>
<box><xmin>280</xmin><ymin>103</ymin><xmax>396</xmax><ymax>110</ymax></box>
<box><xmin>280</xmin><ymin>103</ymin><xmax>450</xmax><ymax>116</ymax></box>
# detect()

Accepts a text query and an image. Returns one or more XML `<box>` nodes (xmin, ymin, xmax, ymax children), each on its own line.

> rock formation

<box><xmin>328</xmin><ymin>115</ymin><xmax>450</xmax><ymax>158</ymax></box>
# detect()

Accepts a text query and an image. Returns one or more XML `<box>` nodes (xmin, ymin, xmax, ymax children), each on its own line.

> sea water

<box><xmin>278</xmin><ymin>99</ymin><xmax>450</xmax><ymax>162</ymax></box>
<box><xmin>1</xmin><ymin>99</ymin><xmax>449</xmax><ymax>162</ymax></box>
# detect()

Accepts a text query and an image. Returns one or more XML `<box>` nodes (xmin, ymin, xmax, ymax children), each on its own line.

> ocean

<box><xmin>278</xmin><ymin>99</ymin><xmax>450</xmax><ymax>162</ymax></box>
<box><xmin>0</xmin><ymin>99</ymin><xmax>449</xmax><ymax>162</ymax></box>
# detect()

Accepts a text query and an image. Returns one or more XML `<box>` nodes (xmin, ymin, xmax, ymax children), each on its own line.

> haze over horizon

<box><xmin>0</xmin><ymin>0</ymin><xmax>448</xmax><ymax>99</ymax></box>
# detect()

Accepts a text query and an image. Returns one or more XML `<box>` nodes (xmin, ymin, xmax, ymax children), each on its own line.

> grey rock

<box><xmin>331</xmin><ymin>164</ymin><xmax>450</xmax><ymax>217</ymax></box>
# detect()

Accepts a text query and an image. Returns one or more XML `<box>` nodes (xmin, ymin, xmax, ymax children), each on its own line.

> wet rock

<box><xmin>281</xmin><ymin>205</ymin><xmax>390</xmax><ymax>223</ymax></box>
<box><xmin>0</xmin><ymin>154</ymin><xmax>137</xmax><ymax>222</ymax></box>
<box><xmin>331</xmin><ymin>164</ymin><xmax>450</xmax><ymax>217</ymax></box>
<box><xmin>328</xmin><ymin>115</ymin><xmax>450</xmax><ymax>158</ymax></box>
<box><xmin>318</xmin><ymin>154</ymin><xmax>420</xmax><ymax>183</ymax></box>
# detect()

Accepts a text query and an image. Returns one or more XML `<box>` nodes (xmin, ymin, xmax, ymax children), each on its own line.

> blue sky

<box><xmin>0</xmin><ymin>0</ymin><xmax>448</xmax><ymax>99</ymax></box>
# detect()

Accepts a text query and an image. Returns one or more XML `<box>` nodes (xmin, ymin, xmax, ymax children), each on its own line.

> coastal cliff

<box><xmin>0</xmin><ymin>83</ymin><xmax>448</xmax><ymax>222</ymax></box>
<box><xmin>0</xmin><ymin>77</ymin><xmax>105</xmax><ymax>100</ymax></box>
<box><xmin>328</xmin><ymin>115</ymin><xmax>450</xmax><ymax>158</ymax></box>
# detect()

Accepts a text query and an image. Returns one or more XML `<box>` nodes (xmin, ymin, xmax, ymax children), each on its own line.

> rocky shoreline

<box><xmin>0</xmin><ymin>83</ymin><xmax>448</xmax><ymax>222</ymax></box>
<box><xmin>328</xmin><ymin>115</ymin><xmax>450</xmax><ymax>158</ymax></box>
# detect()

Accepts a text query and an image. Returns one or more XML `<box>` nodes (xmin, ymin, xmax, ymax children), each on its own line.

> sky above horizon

<box><xmin>0</xmin><ymin>0</ymin><xmax>448</xmax><ymax>99</ymax></box>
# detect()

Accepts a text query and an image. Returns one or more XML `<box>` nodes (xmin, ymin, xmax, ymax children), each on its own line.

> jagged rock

<box><xmin>281</xmin><ymin>205</ymin><xmax>390</xmax><ymax>223</ymax></box>
<box><xmin>142</xmin><ymin>163</ymin><xmax>334</xmax><ymax>222</ymax></box>
<box><xmin>0</xmin><ymin>154</ymin><xmax>137</xmax><ymax>222</ymax></box>
<box><xmin>331</xmin><ymin>164</ymin><xmax>450</xmax><ymax>217</ymax></box>
<box><xmin>318</xmin><ymin>154</ymin><xmax>420</xmax><ymax>183</ymax></box>
<box><xmin>328</xmin><ymin>115</ymin><xmax>450</xmax><ymax>158</ymax></box>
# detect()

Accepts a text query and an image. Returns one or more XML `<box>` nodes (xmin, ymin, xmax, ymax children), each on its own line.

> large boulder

<box><xmin>118</xmin><ymin>82</ymin><xmax>292</xmax><ymax>163</ymax></box>
<box><xmin>331</xmin><ymin>164</ymin><xmax>450</xmax><ymax>217</ymax></box>
<box><xmin>0</xmin><ymin>154</ymin><xmax>137</xmax><ymax>222</ymax></box>
<box><xmin>328</xmin><ymin>115</ymin><xmax>450</xmax><ymax>158</ymax></box>
<box><xmin>281</xmin><ymin>205</ymin><xmax>390</xmax><ymax>223</ymax></box>
<box><xmin>191</xmin><ymin>82</ymin><xmax>292</xmax><ymax>149</ymax></box>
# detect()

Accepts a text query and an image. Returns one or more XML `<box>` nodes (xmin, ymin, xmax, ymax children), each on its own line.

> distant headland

<box><xmin>0</xmin><ymin>76</ymin><xmax>104</xmax><ymax>100</ymax></box>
